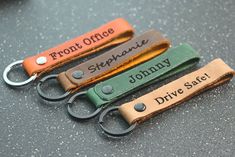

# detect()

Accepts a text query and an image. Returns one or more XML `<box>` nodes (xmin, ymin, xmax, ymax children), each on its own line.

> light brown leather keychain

<box><xmin>99</xmin><ymin>58</ymin><xmax>235</xmax><ymax>136</ymax></box>
<box><xmin>3</xmin><ymin>18</ymin><xmax>134</xmax><ymax>87</ymax></box>
<box><xmin>37</xmin><ymin>30</ymin><xmax>170</xmax><ymax>101</ymax></box>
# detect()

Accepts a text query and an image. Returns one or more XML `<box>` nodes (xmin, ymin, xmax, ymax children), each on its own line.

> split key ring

<box><xmin>3</xmin><ymin>60</ymin><xmax>37</xmax><ymax>87</ymax></box>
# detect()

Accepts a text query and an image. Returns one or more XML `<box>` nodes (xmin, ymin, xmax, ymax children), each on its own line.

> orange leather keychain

<box><xmin>99</xmin><ymin>58</ymin><xmax>235</xmax><ymax>136</ymax></box>
<box><xmin>3</xmin><ymin>18</ymin><xmax>134</xmax><ymax>87</ymax></box>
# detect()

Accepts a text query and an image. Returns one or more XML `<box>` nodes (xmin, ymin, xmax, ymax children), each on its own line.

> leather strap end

<box><xmin>57</xmin><ymin>72</ymin><xmax>77</xmax><ymax>91</ymax></box>
<box><xmin>22</xmin><ymin>18</ymin><xmax>134</xmax><ymax>76</ymax></box>
<box><xmin>119</xmin><ymin>58</ymin><xmax>235</xmax><ymax>125</ymax></box>
<box><xmin>85</xmin><ymin>43</ymin><xmax>200</xmax><ymax>108</ymax></box>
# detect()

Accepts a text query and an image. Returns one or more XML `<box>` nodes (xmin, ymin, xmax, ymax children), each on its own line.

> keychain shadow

<box><xmin>37</xmin><ymin>95</ymin><xmax>68</xmax><ymax>107</ymax></box>
<box><xmin>64</xmin><ymin>106</ymin><xmax>99</xmax><ymax>131</ymax></box>
<box><xmin>2</xmin><ymin>79</ymin><xmax>33</xmax><ymax>91</ymax></box>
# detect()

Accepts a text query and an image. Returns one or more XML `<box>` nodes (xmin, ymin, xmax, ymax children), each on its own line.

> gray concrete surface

<box><xmin>0</xmin><ymin>0</ymin><xmax>234</xmax><ymax>156</ymax></box>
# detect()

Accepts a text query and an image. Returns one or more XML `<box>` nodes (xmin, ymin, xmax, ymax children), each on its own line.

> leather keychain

<box><xmin>67</xmin><ymin>44</ymin><xmax>200</xmax><ymax>120</ymax></box>
<box><xmin>99</xmin><ymin>58</ymin><xmax>235</xmax><ymax>137</ymax></box>
<box><xmin>3</xmin><ymin>18</ymin><xmax>134</xmax><ymax>87</ymax></box>
<box><xmin>37</xmin><ymin>30</ymin><xmax>170</xmax><ymax>101</ymax></box>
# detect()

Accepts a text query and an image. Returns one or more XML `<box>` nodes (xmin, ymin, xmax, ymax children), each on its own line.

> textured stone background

<box><xmin>0</xmin><ymin>0</ymin><xmax>234</xmax><ymax>156</ymax></box>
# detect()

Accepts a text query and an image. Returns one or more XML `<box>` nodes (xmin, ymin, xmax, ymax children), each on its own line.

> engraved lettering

<box><xmin>128</xmin><ymin>58</ymin><xmax>171</xmax><ymax>83</ymax></box>
<box><xmin>48</xmin><ymin>28</ymin><xmax>115</xmax><ymax>60</ymax></box>
<box><xmin>88</xmin><ymin>39</ymin><xmax>149</xmax><ymax>73</ymax></box>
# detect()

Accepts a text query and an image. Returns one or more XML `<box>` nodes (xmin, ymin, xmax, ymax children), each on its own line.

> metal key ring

<box><xmin>37</xmin><ymin>74</ymin><xmax>71</xmax><ymax>101</ymax></box>
<box><xmin>99</xmin><ymin>106</ymin><xmax>137</xmax><ymax>137</ymax></box>
<box><xmin>3</xmin><ymin>60</ymin><xmax>37</xmax><ymax>87</ymax></box>
<box><xmin>67</xmin><ymin>91</ymin><xmax>103</xmax><ymax>120</ymax></box>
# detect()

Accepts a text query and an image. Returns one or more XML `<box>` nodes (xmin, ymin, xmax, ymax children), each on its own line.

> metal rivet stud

<box><xmin>36</xmin><ymin>56</ymin><xmax>47</xmax><ymax>65</ymax></box>
<box><xmin>72</xmin><ymin>70</ymin><xmax>84</xmax><ymax>79</ymax></box>
<box><xmin>101</xmin><ymin>85</ymin><xmax>113</xmax><ymax>94</ymax></box>
<box><xmin>134</xmin><ymin>103</ymin><xmax>146</xmax><ymax>112</ymax></box>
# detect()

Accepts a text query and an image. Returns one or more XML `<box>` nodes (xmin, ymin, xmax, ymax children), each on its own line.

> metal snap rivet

<box><xmin>134</xmin><ymin>103</ymin><xmax>146</xmax><ymax>112</ymax></box>
<box><xmin>101</xmin><ymin>85</ymin><xmax>113</xmax><ymax>94</ymax></box>
<box><xmin>36</xmin><ymin>56</ymin><xmax>47</xmax><ymax>65</ymax></box>
<box><xmin>72</xmin><ymin>70</ymin><xmax>84</xmax><ymax>79</ymax></box>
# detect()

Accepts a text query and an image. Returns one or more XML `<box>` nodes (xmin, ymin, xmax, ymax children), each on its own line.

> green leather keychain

<box><xmin>67</xmin><ymin>43</ymin><xmax>200</xmax><ymax>120</ymax></box>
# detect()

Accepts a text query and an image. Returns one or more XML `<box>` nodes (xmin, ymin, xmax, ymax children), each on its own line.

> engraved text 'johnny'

<box><xmin>129</xmin><ymin>58</ymin><xmax>171</xmax><ymax>83</ymax></box>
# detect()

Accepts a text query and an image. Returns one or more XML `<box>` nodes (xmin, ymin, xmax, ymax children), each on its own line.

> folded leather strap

<box><xmin>98</xmin><ymin>58</ymin><xmax>234</xmax><ymax>137</ymax></box>
<box><xmin>67</xmin><ymin>44</ymin><xmax>200</xmax><ymax>120</ymax></box>
<box><xmin>23</xmin><ymin>18</ymin><xmax>134</xmax><ymax>77</ymax></box>
<box><xmin>119</xmin><ymin>58</ymin><xmax>235</xmax><ymax>125</ymax></box>
<box><xmin>87</xmin><ymin>44</ymin><xmax>200</xmax><ymax>107</ymax></box>
<box><xmin>4</xmin><ymin>18</ymin><xmax>134</xmax><ymax>87</ymax></box>
<box><xmin>57</xmin><ymin>30</ymin><xmax>170</xmax><ymax>93</ymax></box>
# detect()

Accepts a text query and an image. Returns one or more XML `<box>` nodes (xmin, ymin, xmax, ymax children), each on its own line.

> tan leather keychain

<box><xmin>37</xmin><ymin>30</ymin><xmax>170</xmax><ymax>101</ymax></box>
<box><xmin>3</xmin><ymin>18</ymin><xmax>134</xmax><ymax>87</ymax></box>
<box><xmin>99</xmin><ymin>58</ymin><xmax>235</xmax><ymax>136</ymax></box>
